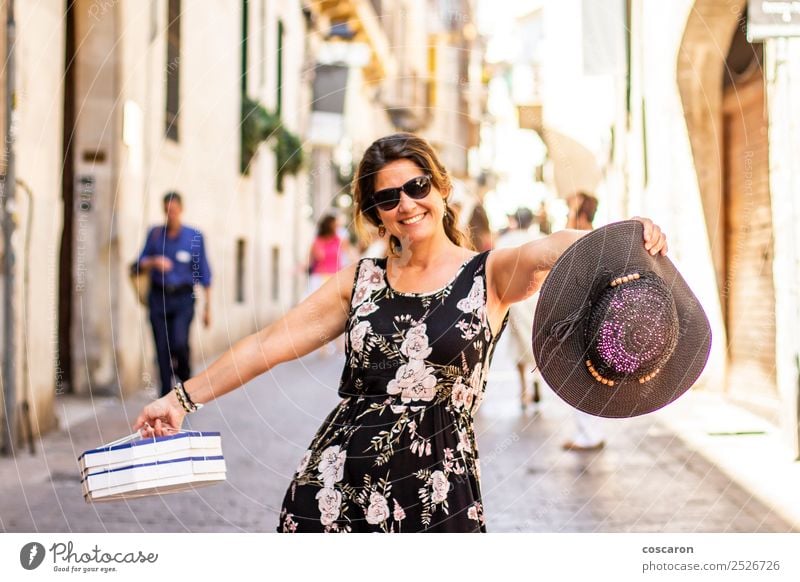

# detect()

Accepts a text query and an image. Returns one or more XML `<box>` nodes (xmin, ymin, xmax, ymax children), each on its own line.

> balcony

<box><xmin>308</xmin><ymin>0</ymin><xmax>396</xmax><ymax>83</ymax></box>
<box><xmin>383</xmin><ymin>73</ymin><xmax>431</xmax><ymax>132</ymax></box>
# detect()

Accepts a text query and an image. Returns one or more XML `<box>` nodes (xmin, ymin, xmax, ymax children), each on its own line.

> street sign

<box><xmin>748</xmin><ymin>0</ymin><xmax>800</xmax><ymax>41</ymax></box>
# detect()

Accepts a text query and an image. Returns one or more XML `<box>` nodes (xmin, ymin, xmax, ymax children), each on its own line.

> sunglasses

<box><xmin>366</xmin><ymin>174</ymin><xmax>433</xmax><ymax>213</ymax></box>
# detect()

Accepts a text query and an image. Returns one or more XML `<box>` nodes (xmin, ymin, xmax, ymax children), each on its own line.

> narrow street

<box><xmin>1</xmin><ymin>338</ymin><xmax>793</xmax><ymax>533</ymax></box>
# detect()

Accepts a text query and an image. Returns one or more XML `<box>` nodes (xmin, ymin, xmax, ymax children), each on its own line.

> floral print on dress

<box><xmin>282</xmin><ymin>512</ymin><xmax>299</xmax><ymax>532</ymax></box>
<box><xmin>387</xmin><ymin>359</ymin><xmax>438</xmax><ymax>403</ymax></box>
<box><xmin>317</xmin><ymin>445</ymin><xmax>346</xmax><ymax>487</ymax></box>
<box><xmin>399</xmin><ymin>324</ymin><xmax>433</xmax><ymax>360</ymax></box>
<box><xmin>349</xmin><ymin>321</ymin><xmax>371</xmax><ymax>353</ymax></box>
<box><xmin>352</xmin><ymin>259</ymin><xmax>386</xmax><ymax>307</ymax></box>
<box><xmin>277</xmin><ymin>251</ymin><xmax>508</xmax><ymax>532</ymax></box>
<box><xmin>457</xmin><ymin>276</ymin><xmax>484</xmax><ymax>313</ymax></box>
<box><xmin>430</xmin><ymin>470</ymin><xmax>450</xmax><ymax>504</ymax></box>
<box><xmin>451</xmin><ymin>377</ymin><xmax>469</xmax><ymax>409</ymax></box>
<box><xmin>393</xmin><ymin>499</ymin><xmax>406</xmax><ymax>522</ymax></box>
<box><xmin>296</xmin><ymin>450</ymin><xmax>312</xmax><ymax>475</ymax></box>
<box><xmin>316</xmin><ymin>487</ymin><xmax>343</xmax><ymax>526</ymax></box>
<box><xmin>366</xmin><ymin>492</ymin><xmax>391</xmax><ymax>525</ymax></box>
<box><xmin>467</xmin><ymin>502</ymin><xmax>485</xmax><ymax>526</ymax></box>
<box><xmin>355</xmin><ymin>301</ymin><xmax>379</xmax><ymax>317</ymax></box>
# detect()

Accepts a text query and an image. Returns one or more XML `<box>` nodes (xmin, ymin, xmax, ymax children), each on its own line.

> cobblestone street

<box><xmin>0</xmin><ymin>339</ymin><xmax>795</xmax><ymax>533</ymax></box>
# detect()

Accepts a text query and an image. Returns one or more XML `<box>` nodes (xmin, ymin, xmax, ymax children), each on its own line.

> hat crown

<box><xmin>585</xmin><ymin>272</ymin><xmax>679</xmax><ymax>382</ymax></box>
<box><xmin>532</xmin><ymin>220</ymin><xmax>712</xmax><ymax>417</ymax></box>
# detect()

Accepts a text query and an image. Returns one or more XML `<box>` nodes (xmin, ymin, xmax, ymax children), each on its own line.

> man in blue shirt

<box><xmin>137</xmin><ymin>192</ymin><xmax>212</xmax><ymax>396</ymax></box>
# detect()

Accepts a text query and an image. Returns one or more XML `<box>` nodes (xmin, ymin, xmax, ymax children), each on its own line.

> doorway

<box><xmin>720</xmin><ymin>26</ymin><xmax>778</xmax><ymax>421</ymax></box>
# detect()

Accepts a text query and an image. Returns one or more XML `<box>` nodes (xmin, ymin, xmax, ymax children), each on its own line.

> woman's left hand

<box><xmin>632</xmin><ymin>217</ymin><xmax>668</xmax><ymax>256</ymax></box>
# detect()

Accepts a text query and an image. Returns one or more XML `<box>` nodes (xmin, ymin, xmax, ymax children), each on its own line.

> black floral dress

<box><xmin>277</xmin><ymin>251</ymin><xmax>507</xmax><ymax>532</ymax></box>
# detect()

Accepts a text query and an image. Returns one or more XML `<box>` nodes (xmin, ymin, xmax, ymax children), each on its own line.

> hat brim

<box><xmin>532</xmin><ymin>220</ymin><xmax>712</xmax><ymax>418</ymax></box>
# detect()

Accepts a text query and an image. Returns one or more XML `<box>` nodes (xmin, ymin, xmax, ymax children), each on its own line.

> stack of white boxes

<box><xmin>79</xmin><ymin>431</ymin><xmax>226</xmax><ymax>502</ymax></box>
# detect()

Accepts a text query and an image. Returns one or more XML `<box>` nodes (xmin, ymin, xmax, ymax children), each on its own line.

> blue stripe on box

<box><xmin>78</xmin><ymin>431</ymin><xmax>221</xmax><ymax>461</ymax></box>
<box><xmin>81</xmin><ymin>455</ymin><xmax>225</xmax><ymax>482</ymax></box>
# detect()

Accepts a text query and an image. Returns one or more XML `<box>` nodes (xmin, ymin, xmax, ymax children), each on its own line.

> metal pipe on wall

<box><xmin>1</xmin><ymin>0</ymin><xmax>17</xmax><ymax>457</ymax></box>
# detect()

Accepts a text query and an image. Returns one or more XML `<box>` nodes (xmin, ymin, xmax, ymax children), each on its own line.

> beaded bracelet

<box><xmin>173</xmin><ymin>381</ymin><xmax>203</xmax><ymax>414</ymax></box>
<box><xmin>173</xmin><ymin>383</ymin><xmax>191</xmax><ymax>413</ymax></box>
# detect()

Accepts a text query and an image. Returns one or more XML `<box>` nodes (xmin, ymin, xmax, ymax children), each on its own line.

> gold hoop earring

<box><xmin>378</xmin><ymin>224</ymin><xmax>386</xmax><ymax>237</ymax></box>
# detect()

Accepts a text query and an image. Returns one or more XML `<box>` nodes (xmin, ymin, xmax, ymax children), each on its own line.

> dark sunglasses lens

<box><xmin>405</xmin><ymin>176</ymin><xmax>431</xmax><ymax>199</ymax></box>
<box><xmin>374</xmin><ymin>189</ymin><xmax>401</xmax><ymax>211</ymax></box>
<box><xmin>369</xmin><ymin>176</ymin><xmax>430</xmax><ymax>212</ymax></box>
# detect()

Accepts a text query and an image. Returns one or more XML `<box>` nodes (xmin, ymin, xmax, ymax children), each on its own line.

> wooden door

<box><xmin>722</xmin><ymin>71</ymin><xmax>778</xmax><ymax>419</ymax></box>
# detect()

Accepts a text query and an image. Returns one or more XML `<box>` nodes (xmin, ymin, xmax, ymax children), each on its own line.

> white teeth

<box><xmin>401</xmin><ymin>213</ymin><xmax>426</xmax><ymax>225</ymax></box>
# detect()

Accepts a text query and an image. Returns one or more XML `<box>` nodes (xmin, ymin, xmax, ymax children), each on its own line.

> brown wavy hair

<box><xmin>352</xmin><ymin>133</ymin><xmax>471</xmax><ymax>255</ymax></box>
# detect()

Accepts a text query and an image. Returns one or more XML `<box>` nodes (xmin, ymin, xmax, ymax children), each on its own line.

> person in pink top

<box><xmin>308</xmin><ymin>213</ymin><xmax>352</xmax><ymax>295</ymax></box>
<box><xmin>307</xmin><ymin>214</ymin><xmax>352</xmax><ymax>356</ymax></box>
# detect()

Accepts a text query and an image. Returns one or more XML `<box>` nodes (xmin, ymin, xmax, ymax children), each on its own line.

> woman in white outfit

<box><xmin>562</xmin><ymin>192</ymin><xmax>606</xmax><ymax>451</ymax></box>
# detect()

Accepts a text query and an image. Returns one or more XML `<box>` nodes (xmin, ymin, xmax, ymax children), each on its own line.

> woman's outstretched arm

<box><xmin>486</xmin><ymin>217</ymin><xmax>668</xmax><ymax>309</ymax></box>
<box><xmin>133</xmin><ymin>262</ymin><xmax>358</xmax><ymax>436</ymax></box>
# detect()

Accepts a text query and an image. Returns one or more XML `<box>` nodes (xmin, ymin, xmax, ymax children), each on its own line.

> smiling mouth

<box><xmin>400</xmin><ymin>213</ymin><xmax>427</xmax><ymax>225</ymax></box>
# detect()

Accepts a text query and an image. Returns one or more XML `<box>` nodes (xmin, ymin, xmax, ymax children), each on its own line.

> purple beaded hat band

<box><xmin>532</xmin><ymin>220</ymin><xmax>712</xmax><ymax>418</ymax></box>
<box><xmin>584</xmin><ymin>270</ymin><xmax>679</xmax><ymax>388</ymax></box>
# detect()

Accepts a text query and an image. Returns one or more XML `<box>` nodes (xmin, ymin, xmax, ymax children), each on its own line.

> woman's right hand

<box><xmin>133</xmin><ymin>391</ymin><xmax>187</xmax><ymax>437</ymax></box>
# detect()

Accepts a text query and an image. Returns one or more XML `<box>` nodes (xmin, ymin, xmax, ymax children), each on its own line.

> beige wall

<box><xmin>629</xmin><ymin>0</ymin><xmax>729</xmax><ymax>390</ymax></box>
<box><xmin>629</xmin><ymin>0</ymin><xmax>800</xmax><ymax>459</ymax></box>
<box><xmin>11</xmin><ymin>0</ymin><xmax>66</xmax><ymax>434</ymax></box>
<box><xmin>539</xmin><ymin>0</ymin><xmax>621</xmax><ymax>208</ymax></box>
<box><xmin>70</xmin><ymin>0</ymin><xmax>122</xmax><ymax>394</ymax></box>
<box><xmin>524</xmin><ymin>0</ymin><xmax>728</xmax><ymax>393</ymax></box>
<box><xmin>112</xmin><ymin>0</ymin><xmax>245</xmax><ymax>394</ymax></box>
<box><xmin>4</xmin><ymin>0</ymin><xmax>314</xmax><ymax>442</ymax></box>
<box><xmin>239</xmin><ymin>0</ymin><xmax>309</xmax><ymax>319</ymax></box>
<box><xmin>117</xmin><ymin>0</ymin><xmax>309</xmax><ymax>385</ymax></box>
<box><xmin>764</xmin><ymin>38</ymin><xmax>800</xmax><ymax>457</ymax></box>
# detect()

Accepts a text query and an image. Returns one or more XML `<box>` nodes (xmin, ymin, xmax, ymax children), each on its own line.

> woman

<box><xmin>561</xmin><ymin>191</ymin><xmax>607</xmax><ymax>451</ymax></box>
<box><xmin>307</xmin><ymin>214</ymin><xmax>351</xmax><ymax>295</ymax></box>
<box><xmin>495</xmin><ymin>207</ymin><xmax>544</xmax><ymax>409</ymax></box>
<box><xmin>134</xmin><ymin>133</ymin><xmax>667</xmax><ymax>532</ymax></box>
<box><xmin>468</xmin><ymin>203</ymin><xmax>494</xmax><ymax>252</ymax></box>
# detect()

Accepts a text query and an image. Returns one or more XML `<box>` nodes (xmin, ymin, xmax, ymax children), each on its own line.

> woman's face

<box><xmin>372</xmin><ymin>159</ymin><xmax>447</xmax><ymax>246</ymax></box>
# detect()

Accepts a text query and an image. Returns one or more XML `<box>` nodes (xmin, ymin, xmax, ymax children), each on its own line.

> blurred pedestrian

<box><xmin>307</xmin><ymin>214</ymin><xmax>351</xmax><ymax>295</ymax></box>
<box><xmin>562</xmin><ymin>191</ymin><xmax>606</xmax><ymax>452</ymax></box>
<box><xmin>468</xmin><ymin>203</ymin><xmax>494</xmax><ymax>251</ymax></box>
<box><xmin>495</xmin><ymin>207</ymin><xmax>544</xmax><ymax>409</ymax></box>
<box><xmin>535</xmin><ymin>200</ymin><xmax>552</xmax><ymax>235</ymax></box>
<box><xmin>308</xmin><ymin>214</ymin><xmax>352</xmax><ymax>355</ymax></box>
<box><xmin>567</xmin><ymin>191</ymin><xmax>597</xmax><ymax>232</ymax></box>
<box><xmin>133</xmin><ymin>133</ymin><xmax>667</xmax><ymax>532</ymax></box>
<box><xmin>136</xmin><ymin>192</ymin><xmax>212</xmax><ymax>397</ymax></box>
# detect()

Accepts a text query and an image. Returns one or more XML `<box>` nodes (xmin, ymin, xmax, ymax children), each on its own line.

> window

<box><xmin>641</xmin><ymin>98</ymin><xmax>649</xmax><ymax>187</ymax></box>
<box><xmin>165</xmin><ymin>0</ymin><xmax>181</xmax><ymax>141</ymax></box>
<box><xmin>149</xmin><ymin>0</ymin><xmax>158</xmax><ymax>42</ymax></box>
<box><xmin>236</xmin><ymin>239</ymin><xmax>246</xmax><ymax>303</ymax></box>
<box><xmin>275</xmin><ymin>19</ymin><xmax>285</xmax><ymax>189</ymax></box>
<box><xmin>271</xmin><ymin>246</ymin><xmax>280</xmax><ymax>302</ymax></box>
<box><xmin>276</xmin><ymin>19</ymin><xmax>284</xmax><ymax>115</ymax></box>
<box><xmin>241</xmin><ymin>0</ymin><xmax>249</xmax><ymax>94</ymax></box>
<box><xmin>259</xmin><ymin>0</ymin><xmax>267</xmax><ymax>88</ymax></box>
<box><xmin>625</xmin><ymin>0</ymin><xmax>632</xmax><ymax>118</ymax></box>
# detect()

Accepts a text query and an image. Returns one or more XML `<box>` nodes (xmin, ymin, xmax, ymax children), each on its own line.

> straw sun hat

<box><xmin>532</xmin><ymin>220</ymin><xmax>712</xmax><ymax>418</ymax></box>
